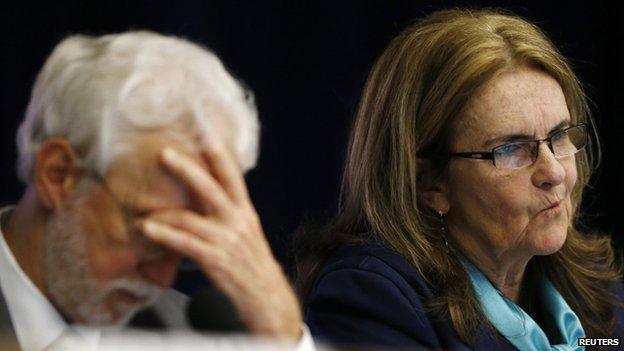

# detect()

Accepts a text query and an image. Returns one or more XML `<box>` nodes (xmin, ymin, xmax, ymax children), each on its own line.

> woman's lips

<box><xmin>540</xmin><ymin>201</ymin><xmax>562</xmax><ymax>214</ymax></box>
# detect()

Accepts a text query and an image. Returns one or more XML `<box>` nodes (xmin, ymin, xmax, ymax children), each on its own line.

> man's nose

<box><xmin>136</xmin><ymin>241</ymin><xmax>182</xmax><ymax>288</ymax></box>
<box><xmin>531</xmin><ymin>142</ymin><xmax>566</xmax><ymax>190</ymax></box>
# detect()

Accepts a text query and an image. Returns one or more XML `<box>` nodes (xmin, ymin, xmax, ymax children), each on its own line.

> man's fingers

<box><xmin>143</xmin><ymin>220</ymin><xmax>206</xmax><ymax>259</ymax></box>
<box><xmin>160</xmin><ymin>148</ymin><xmax>232</xmax><ymax>216</ymax></box>
<box><xmin>202</xmin><ymin>141</ymin><xmax>251</xmax><ymax>206</ymax></box>
<box><xmin>142</xmin><ymin>220</ymin><xmax>230</xmax><ymax>271</ymax></box>
<box><xmin>145</xmin><ymin>210</ymin><xmax>255</xmax><ymax>252</ymax></box>
<box><xmin>141</xmin><ymin>220</ymin><xmax>254</xmax><ymax>300</ymax></box>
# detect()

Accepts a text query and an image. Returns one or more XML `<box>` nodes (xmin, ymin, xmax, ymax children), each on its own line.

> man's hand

<box><xmin>141</xmin><ymin>143</ymin><xmax>302</xmax><ymax>339</ymax></box>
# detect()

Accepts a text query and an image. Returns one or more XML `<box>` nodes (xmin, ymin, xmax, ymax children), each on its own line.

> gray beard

<box><xmin>43</xmin><ymin>179</ymin><xmax>163</xmax><ymax>326</ymax></box>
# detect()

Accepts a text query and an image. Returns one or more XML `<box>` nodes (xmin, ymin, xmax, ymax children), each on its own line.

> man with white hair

<box><xmin>0</xmin><ymin>31</ymin><xmax>313</xmax><ymax>350</ymax></box>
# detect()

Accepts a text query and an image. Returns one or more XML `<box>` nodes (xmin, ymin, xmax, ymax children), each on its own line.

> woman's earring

<box><xmin>438</xmin><ymin>210</ymin><xmax>450</xmax><ymax>253</ymax></box>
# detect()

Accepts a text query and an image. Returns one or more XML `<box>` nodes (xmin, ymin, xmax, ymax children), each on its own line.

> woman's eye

<box><xmin>496</xmin><ymin>143</ymin><xmax>521</xmax><ymax>155</ymax></box>
<box><xmin>551</xmin><ymin>131</ymin><xmax>566</xmax><ymax>142</ymax></box>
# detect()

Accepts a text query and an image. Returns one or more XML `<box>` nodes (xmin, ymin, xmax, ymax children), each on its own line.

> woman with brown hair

<box><xmin>298</xmin><ymin>8</ymin><xmax>624</xmax><ymax>350</ymax></box>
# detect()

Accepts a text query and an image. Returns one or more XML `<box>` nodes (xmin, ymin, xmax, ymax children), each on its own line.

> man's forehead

<box><xmin>104</xmin><ymin>134</ymin><xmax>201</xmax><ymax>212</ymax></box>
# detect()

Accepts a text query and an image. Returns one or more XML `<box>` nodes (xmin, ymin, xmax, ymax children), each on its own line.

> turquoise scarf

<box><xmin>460</xmin><ymin>258</ymin><xmax>585</xmax><ymax>350</ymax></box>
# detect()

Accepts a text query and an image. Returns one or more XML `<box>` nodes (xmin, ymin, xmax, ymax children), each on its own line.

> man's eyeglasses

<box><xmin>79</xmin><ymin>170</ymin><xmax>170</xmax><ymax>260</ymax></box>
<box><xmin>81</xmin><ymin>169</ymin><xmax>194</xmax><ymax>268</ymax></box>
<box><xmin>449</xmin><ymin>124</ymin><xmax>588</xmax><ymax>170</ymax></box>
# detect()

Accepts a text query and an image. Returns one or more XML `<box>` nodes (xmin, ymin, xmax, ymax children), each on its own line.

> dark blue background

<box><xmin>1</xmin><ymin>1</ymin><xmax>622</xmax><ymax>286</ymax></box>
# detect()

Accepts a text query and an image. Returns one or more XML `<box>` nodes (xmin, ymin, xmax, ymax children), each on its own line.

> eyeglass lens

<box><xmin>493</xmin><ymin>125</ymin><xmax>587</xmax><ymax>169</ymax></box>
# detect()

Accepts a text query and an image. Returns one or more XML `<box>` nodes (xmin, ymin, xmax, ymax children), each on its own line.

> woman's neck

<box><xmin>450</xmin><ymin>232</ymin><xmax>532</xmax><ymax>302</ymax></box>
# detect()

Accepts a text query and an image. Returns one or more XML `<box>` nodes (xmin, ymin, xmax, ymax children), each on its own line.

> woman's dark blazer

<box><xmin>304</xmin><ymin>240</ymin><xmax>624</xmax><ymax>350</ymax></box>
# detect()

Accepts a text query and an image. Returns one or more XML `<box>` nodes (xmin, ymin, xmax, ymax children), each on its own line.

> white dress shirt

<box><xmin>0</xmin><ymin>206</ymin><xmax>101</xmax><ymax>351</ymax></box>
<box><xmin>0</xmin><ymin>206</ymin><xmax>314</xmax><ymax>351</ymax></box>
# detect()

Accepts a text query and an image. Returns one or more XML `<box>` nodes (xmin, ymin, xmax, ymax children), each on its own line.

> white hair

<box><xmin>17</xmin><ymin>31</ymin><xmax>259</xmax><ymax>183</ymax></box>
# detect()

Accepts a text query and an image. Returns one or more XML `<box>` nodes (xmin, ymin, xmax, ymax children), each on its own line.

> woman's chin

<box><xmin>526</xmin><ymin>208</ymin><xmax>570</xmax><ymax>255</ymax></box>
<box><xmin>530</xmin><ymin>228</ymin><xmax>568</xmax><ymax>256</ymax></box>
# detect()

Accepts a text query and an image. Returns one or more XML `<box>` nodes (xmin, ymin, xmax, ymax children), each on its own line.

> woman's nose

<box><xmin>531</xmin><ymin>142</ymin><xmax>566</xmax><ymax>190</ymax></box>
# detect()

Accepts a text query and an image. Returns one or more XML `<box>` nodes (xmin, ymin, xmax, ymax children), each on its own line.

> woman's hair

<box><xmin>17</xmin><ymin>31</ymin><xmax>259</xmax><ymax>183</ymax></box>
<box><xmin>297</xmin><ymin>8</ymin><xmax>621</xmax><ymax>344</ymax></box>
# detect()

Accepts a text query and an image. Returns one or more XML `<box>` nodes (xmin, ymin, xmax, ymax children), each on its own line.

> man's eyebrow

<box><xmin>129</xmin><ymin>195</ymin><xmax>190</xmax><ymax>215</ymax></box>
<box><xmin>481</xmin><ymin>120</ymin><xmax>571</xmax><ymax>148</ymax></box>
<box><xmin>126</xmin><ymin>200</ymin><xmax>168</xmax><ymax>216</ymax></box>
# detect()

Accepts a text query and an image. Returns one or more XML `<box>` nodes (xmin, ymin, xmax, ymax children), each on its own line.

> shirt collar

<box><xmin>459</xmin><ymin>256</ymin><xmax>585</xmax><ymax>350</ymax></box>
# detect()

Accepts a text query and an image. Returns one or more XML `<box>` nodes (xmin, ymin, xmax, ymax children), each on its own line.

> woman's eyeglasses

<box><xmin>449</xmin><ymin>124</ymin><xmax>588</xmax><ymax>170</ymax></box>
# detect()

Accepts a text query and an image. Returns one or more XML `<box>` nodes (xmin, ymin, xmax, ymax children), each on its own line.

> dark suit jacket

<box><xmin>0</xmin><ymin>290</ymin><xmax>19</xmax><ymax>350</ymax></box>
<box><xmin>305</xmin><ymin>240</ymin><xmax>624</xmax><ymax>350</ymax></box>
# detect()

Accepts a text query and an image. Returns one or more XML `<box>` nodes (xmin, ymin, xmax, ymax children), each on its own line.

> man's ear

<box><xmin>417</xmin><ymin>158</ymin><xmax>450</xmax><ymax>214</ymax></box>
<box><xmin>33</xmin><ymin>138</ymin><xmax>80</xmax><ymax>210</ymax></box>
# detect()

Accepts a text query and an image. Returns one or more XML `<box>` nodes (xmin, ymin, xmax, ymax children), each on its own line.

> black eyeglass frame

<box><xmin>448</xmin><ymin>123</ymin><xmax>588</xmax><ymax>169</ymax></box>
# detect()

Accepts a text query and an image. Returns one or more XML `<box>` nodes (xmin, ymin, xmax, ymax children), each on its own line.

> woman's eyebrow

<box><xmin>548</xmin><ymin>120</ymin><xmax>571</xmax><ymax>135</ymax></box>
<box><xmin>481</xmin><ymin>119</ymin><xmax>572</xmax><ymax>148</ymax></box>
<box><xmin>482</xmin><ymin>133</ymin><xmax>532</xmax><ymax>149</ymax></box>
